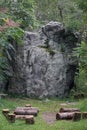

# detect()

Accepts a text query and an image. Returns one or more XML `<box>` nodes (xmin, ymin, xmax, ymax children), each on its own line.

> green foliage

<box><xmin>75</xmin><ymin>0</ymin><xmax>87</xmax><ymax>22</ymax></box>
<box><xmin>77</xmin><ymin>0</ymin><xmax>87</xmax><ymax>12</ymax></box>
<box><xmin>72</xmin><ymin>0</ymin><xmax>87</xmax><ymax>94</ymax></box>
<box><xmin>0</xmin><ymin>0</ymin><xmax>37</xmax><ymax>30</ymax></box>
<box><xmin>9</xmin><ymin>0</ymin><xmax>37</xmax><ymax>29</ymax></box>
<box><xmin>0</xmin><ymin>0</ymin><xmax>36</xmax><ymax>81</ymax></box>
<box><xmin>0</xmin><ymin>27</ymin><xmax>24</xmax><ymax>81</ymax></box>
<box><xmin>35</xmin><ymin>0</ymin><xmax>83</xmax><ymax>31</ymax></box>
<box><xmin>73</xmin><ymin>41</ymin><xmax>87</xmax><ymax>93</ymax></box>
<box><xmin>0</xmin><ymin>57</ymin><xmax>8</xmax><ymax>80</ymax></box>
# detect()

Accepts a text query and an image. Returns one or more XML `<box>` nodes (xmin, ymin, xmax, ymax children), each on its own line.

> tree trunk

<box><xmin>56</xmin><ymin>112</ymin><xmax>74</xmax><ymax>120</ymax></box>
<box><xmin>15</xmin><ymin>115</ymin><xmax>29</xmax><ymax>119</ymax></box>
<box><xmin>14</xmin><ymin>109</ymin><xmax>38</xmax><ymax>116</ymax></box>
<box><xmin>15</xmin><ymin>107</ymin><xmax>39</xmax><ymax>113</ymax></box>
<box><xmin>59</xmin><ymin>108</ymin><xmax>80</xmax><ymax>113</ymax></box>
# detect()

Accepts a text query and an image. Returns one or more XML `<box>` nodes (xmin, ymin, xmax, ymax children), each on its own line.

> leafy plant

<box><xmin>73</xmin><ymin>41</ymin><xmax>87</xmax><ymax>93</ymax></box>
<box><xmin>35</xmin><ymin>0</ymin><xmax>83</xmax><ymax>31</ymax></box>
<box><xmin>0</xmin><ymin>0</ymin><xmax>37</xmax><ymax>30</ymax></box>
<box><xmin>0</xmin><ymin>0</ymin><xmax>37</xmax><ymax>83</ymax></box>
<box><xmin>0</xmin><ymin>22</ymin><xmax>24</xmax><ymax>81</ymax></box>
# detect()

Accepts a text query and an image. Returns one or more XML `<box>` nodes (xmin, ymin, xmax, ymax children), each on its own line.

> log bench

<box><xmin>56</xmin><ymin>112</ymin><xmax>81</xmax><ymax>121</ymax></box>
<box><xmin>15</xmin><ymin>107</ymin><xmax>39</xmax><ymax>113</ymax></box>
<box><xmin>56</xmin><ymin>112</ymin><xmax>74</xmax><ymax>120</ymax></box>
<box><xmin>14</xmin><ymin>109</ymin><xmax>38</xmax><ymax>116</ymax></box>
<box><xmin>0</xmin><ymin>93</ymin><xmax>8</xmax><ymax>99</ymax></box>
<box><xmin>59</xmin><ymin>108</ymin><xmax>80</xmax><ymax>113</ymax></box>
<box><xmin>2</xmin><ymin>104</ymin><xmax>39</xmax><ymax>124</ymax></box>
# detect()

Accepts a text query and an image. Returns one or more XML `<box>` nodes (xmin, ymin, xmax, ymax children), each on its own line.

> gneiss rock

<box><xmin>42</xmin><ymin>21</ymin><xmax>65</xmax><ymax>41</ymax></box>
<box><xmin>7</xmin><ymin>21</ymin><xmax>78</xmax><ymax>98</ymax></box>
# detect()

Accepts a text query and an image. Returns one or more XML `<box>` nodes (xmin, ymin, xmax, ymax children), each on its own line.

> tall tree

<box><xmin>35</xmin><ymin>0</ymin><xmax>83</xmax><ymax>31</ymax></box>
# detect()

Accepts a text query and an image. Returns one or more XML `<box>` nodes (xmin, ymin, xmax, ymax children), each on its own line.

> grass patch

<box><xmin>0</xmin><ymin>97</ymin><xmax>87</xmax><ymax>130</ymax></box>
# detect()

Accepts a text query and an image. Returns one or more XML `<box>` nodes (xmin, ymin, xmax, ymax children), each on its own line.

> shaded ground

<box><xmin>42</xmin><ymin>112</ymin><xmax>56</xmax><ymax>124</ymax></box>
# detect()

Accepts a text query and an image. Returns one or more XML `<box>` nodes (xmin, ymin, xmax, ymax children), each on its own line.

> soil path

<box><xmin>42</xmin><ymin>112</ymin><xmax>56</xmax><ymax>124</ymax></box>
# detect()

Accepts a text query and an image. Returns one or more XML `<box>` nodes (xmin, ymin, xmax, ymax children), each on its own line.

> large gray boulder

<box><xmin>7</xmin><ymin>21</ymin><xmax>78</xmax><ymax>98</ymax></box>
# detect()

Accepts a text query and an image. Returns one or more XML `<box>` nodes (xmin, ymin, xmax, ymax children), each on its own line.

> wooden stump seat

<box><xmin>73</xmin><ymin>112</ymin><xmax>81</xmax><ymax>121</ymax></box>
<box><xmin>8</xmin><ymin>113</ymin><xmax>15</xmax><ymax>123</ymax></box>
<box><xmin>25</xmin><ymin>115</ymin><xmax>34</xmax><ymax>124</ymax></box>
<box><xmin>2</xmin><ymin>109</ymin><xmax>9</xmax><ymax>118</ymax></box>
<box><xmin>25</xmin><ymin>104</ymin><xmax>31</xmax><ymax>107</ymax></box>
<box><xmin>82</xmin><ymin>112</ymin><xmax>87</xmax><ymax>119</ymax></box>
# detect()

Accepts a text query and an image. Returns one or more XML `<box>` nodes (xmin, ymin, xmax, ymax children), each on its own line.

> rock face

<box><xmin>8</xmin><ymin>22</ymin><xmax>78</xmax><ymax>98</ymax></box>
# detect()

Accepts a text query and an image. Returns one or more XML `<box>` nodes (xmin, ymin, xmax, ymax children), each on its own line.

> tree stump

<box><xmin>25</xmin><ymin>115</ymin><xmax>34</xmax><ymax>124</ymax></box>
<box><xmin>25</xmin><ymin>104</ymin><xmax>31</xmax><ymax>107</ymax></box>
<box><xmin>8</xmin><ymin>113</ymin><xmax>15</xmax><ymax>123</ymax></box>
<box><xmin>2</xmin><ymin>109</ymin><xmax>9</xmax><ymax>118</ymax></box>
<box><xmin>82</xmin><ymin>112</ymin><xmax>87</xmax><ymax>119</ymax></box>
<box><xmin>59</xmin><ymin>108</ymin><xmax>80</xmax><ymax>113</ymax></box>
<box><xmin>56</xmin><ymin>112</ymin><xmax>74</xmax><ymax>120</ymax></box>
<box><xmin>73</xmin><ymin>112</ymin><xmax>81</xmax><ymax>121</ymax></box>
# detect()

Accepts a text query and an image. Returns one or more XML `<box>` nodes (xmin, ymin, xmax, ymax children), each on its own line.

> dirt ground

<box><xmin>42</xmin><ymin>102</ymin><xmax>77</xmax><ymax>124</ymax></box>
<box><xmin>42</xmin><ymin>112</ymin><xmax>56</xmax><ymax>124</ymax></box>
